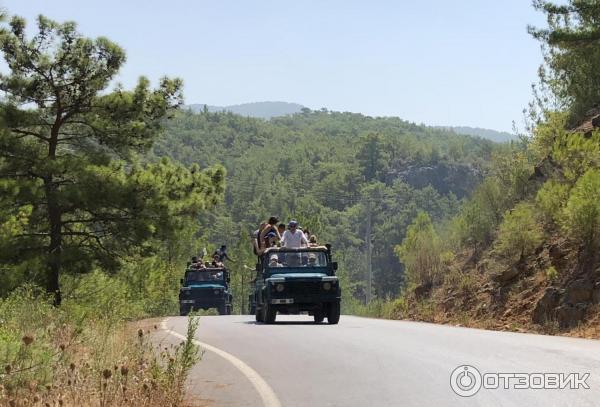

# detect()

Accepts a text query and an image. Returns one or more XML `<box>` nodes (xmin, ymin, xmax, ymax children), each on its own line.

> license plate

<box><xmin>271</xmin><ymin>298</ymin><xmax>294</xmax><ymax>304</ymax></box>
<box><xmin>181</xmin><ymin>300</ymin><xmax>195</xmax><ymax>304</ymax></box>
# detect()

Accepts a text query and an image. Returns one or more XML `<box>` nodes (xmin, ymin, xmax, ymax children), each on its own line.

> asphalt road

<box><xmin>162</xmin><ymin>315</ymin><xmax>600</xmax><ymax>407</ymax></box>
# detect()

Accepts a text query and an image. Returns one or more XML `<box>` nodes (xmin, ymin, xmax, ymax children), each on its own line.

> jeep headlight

<box><xmin>214</xmin><ymin>289</ymin><xmax>221</xmax><ymax>295</ymax></box>
<box><xmin>323</xmin><ymin>282</ymin><xmax>332</xmax><ymax>291</ymax></box>
<box><xmin>275</xmin><ymin>284</ymin><xmax>284</xmax><ymax>292</ymax></box>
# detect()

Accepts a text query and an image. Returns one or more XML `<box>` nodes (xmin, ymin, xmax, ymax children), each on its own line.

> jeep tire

<box><xmin>255</xmin><ymin>306</ymin><xmax>264</xmax><ymax>323</ymax></box>
<box><xmin>313</xmin><ymin>310</ymin><xmax>324</xmax><ymax>323</ymax></box>
<box><xmin>327</xmin><ymin>301</ymin><xmax>340</xmax><ymax>324</ymax></box>
<box><xmin>263</xmin><ymin>304</ymin><xmax>276</xmax><ymax>324</ymax></box>
<box><xmin>218</xmin><ymin>304</ymin><xmax>227</xmax><ymax>315</ymax></box>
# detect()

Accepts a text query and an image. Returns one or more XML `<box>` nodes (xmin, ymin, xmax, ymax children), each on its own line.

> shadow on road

<box><xmin>242</xmin><ymin>320</ymin><xmax>328</xmax><ymax>326</ymax></box>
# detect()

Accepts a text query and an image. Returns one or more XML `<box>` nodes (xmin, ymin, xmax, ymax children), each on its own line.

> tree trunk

<box><xmin>45</xmin><ymin>178</ymin><xmax>63</xmax><ymax>306</ymax></box>
<box><xmin>46</xmin><ymin>120</ymin><xmax>62</xmax><ymax>306</ymax></box>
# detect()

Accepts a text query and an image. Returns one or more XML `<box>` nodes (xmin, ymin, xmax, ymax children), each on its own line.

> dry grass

<box><xmin>0</xmin><ymin>289</ymin><xmax>201</xmax><ymax>407</ymax></box>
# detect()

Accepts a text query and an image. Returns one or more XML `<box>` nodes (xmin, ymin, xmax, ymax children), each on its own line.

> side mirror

<box><xmin>332</xmin><ymin>262</ymin><xmax>338</xmax><ymax>271</ymax></box>
<box><xmin>180</xmin><ymin>278</ymin><xmax>184</xmax><ymax>285</ymax></box>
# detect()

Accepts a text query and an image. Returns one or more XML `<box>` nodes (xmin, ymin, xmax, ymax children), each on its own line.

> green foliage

<box><xmin>530</xmin><ymin>112</ymin><xmax>568</xmax><ymax>160</ymax></box>
<box><xmin>451</xmin><ymin>178</ymin><xmax>507</xmax><ymax>247</ymax></box>
<box><xmin>395</xmin><ymin>212</ymin><xmax>444</xmax><ymax>287</ymax></box>
<box><xmin>551</xmin><ymin>130</ymin><xmax>600</xmax><ymax>183</ymax></box>
<box><xmin>530</xmin><ymin>1</ymin><xmax>600</xmax><ymax>124</ymax></box>
<box><xmin>562</xmin><ymin>169</ymin><xmax>600</xmax><ymax>249</ymax></box>
<box><xmin>546</xmin><ymin>266</ymin><xmax>559</xmax><ymax>282</ymax></box>
<box><xmin>536</xmin><ymin>179</ymin><xmax>571</xmax><ymax>224</ymax></box>
<box><xmin>0</xmin><ymin>15</ymin><xmax>224</xmax><ymax>303</ymax></box>
<box><xmin>494</xmin><ymin>203</ymin><xmax>544</xmax><ymax>261</ymax></box>
<box><xmin>156</xmin><ymin>108</ymin><xmax>494</xmax><ymax>300</ymax></box>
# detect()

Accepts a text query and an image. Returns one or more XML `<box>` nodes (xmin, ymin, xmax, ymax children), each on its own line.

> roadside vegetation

<box><xmin>0</xmin><ymin>12</ymin><xmax>211</xmax><ymax>406</ymax></box>
<box><xmin>346</xmin><ymin>1</ymin><xmax>600</xmax><ymax>337</ymax></box>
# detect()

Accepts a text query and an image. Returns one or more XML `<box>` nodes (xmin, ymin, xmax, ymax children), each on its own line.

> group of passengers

<box><xmin>253</xmin><ymin>217</ymin><xmax>319</xmax><ymax>256</ymax></box>
<box><xmin>268</xmin><ymin>251</ymin><xmax>320</xmax><ymax>268</ymax></box>
<box><xmin>187</xmin><ymin>244</ymin><xmax>234</xmax><ymax>270</ymax></box>
<box><xmin>188</xmin><ymin>253</ymin><xmax>225</xmax><ymax>270</ymax></box>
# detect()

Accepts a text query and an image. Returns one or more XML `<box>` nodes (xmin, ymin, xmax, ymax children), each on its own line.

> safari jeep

<box><xmin>179</xmin><ymin>267</ymin><xmax>233</xmax><ymax>315</ymax></box>
<box><xmin>253</xmin><ymin>245</ymin><xmax>341</xmax><ymax>324</ymax></box>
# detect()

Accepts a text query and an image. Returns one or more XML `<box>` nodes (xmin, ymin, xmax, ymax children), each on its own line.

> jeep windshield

<box><xmin>184</xmin><ymin>270</ymin><xmax>224</xmax><ymax>284</ymax></box>
<box><xmin>266</xmin><ymin>250</ymin><xmax>328</xmax><ymax>271</ymax></box>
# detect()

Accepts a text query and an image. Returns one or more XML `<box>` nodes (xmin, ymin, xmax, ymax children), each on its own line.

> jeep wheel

<box><xmin>218</xmin><ymin>304</ymin><xmax>227</xmax><ymax>315</ymax></box>
<box><xmin>255</xmin><ymin>306</ymin><xmax>264</xmax><ymax>323</ymax></box>
<box><xmin>263</xmin><ymin>304</ymin><xmax>276</xmax><ymax>324</ymax></box>
<box><xmin>327</xmin><ymin>301</ymin><xmax>340</xmax><ymax>324</ymax></box>
<box><xmin>313</xmin><ymin>311</ymin><xmax>324</xmax><ymax>323</ymax></box>
<box><xmin>226</xmin><ymin>305</ymin><xmax>232</xmax><ymax>315</ymax></box>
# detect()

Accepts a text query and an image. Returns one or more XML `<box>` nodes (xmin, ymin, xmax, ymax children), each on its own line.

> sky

<box><xmin>2</xmin><ymin>0</ymin><xmax>548</xmax><ymax>132</ymax></box>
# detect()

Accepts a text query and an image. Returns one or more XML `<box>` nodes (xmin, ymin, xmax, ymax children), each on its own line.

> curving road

<box><xmin>161</xmin><ymin>315</ymin><xmax>600</xmax><ymax>407</ymax></box>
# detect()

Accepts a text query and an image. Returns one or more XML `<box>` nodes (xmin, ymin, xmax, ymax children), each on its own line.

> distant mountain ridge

<box><xmin>185</xmin><ymin>101</ymin><xmax>514</xmax><ymax>142</ymax></box>
<box><xmin>186</xmin><ymin>101</ymin><xmax>304</xmax><ymax>119</ymax></box>
<box><xmin>435</xmin><ymin>126</ymin><xmax>515</xmax><ymax>143</ymax></box>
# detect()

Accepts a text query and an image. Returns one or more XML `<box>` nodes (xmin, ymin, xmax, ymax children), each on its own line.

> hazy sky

<box><xmin>3</xmin><ymin>1</ymin><xmax>547</xmax><ymax>132</ymax></box>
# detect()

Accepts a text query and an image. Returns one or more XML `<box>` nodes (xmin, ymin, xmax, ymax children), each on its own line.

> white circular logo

<box><xmin>450</xmin><ymin>365</ymin><xmax>482</xmax><ymax>397</ymax></box>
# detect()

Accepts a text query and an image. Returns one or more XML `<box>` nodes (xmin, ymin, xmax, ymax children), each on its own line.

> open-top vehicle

<box><xmin>179</xmin><ymin>267</ymin><xmax>233</xmax><ymax>315</ymax></box>
<box><xmin>252</xmin><ymin>245</ymin><xmax>341</xmax><ymax>324</ymax></box>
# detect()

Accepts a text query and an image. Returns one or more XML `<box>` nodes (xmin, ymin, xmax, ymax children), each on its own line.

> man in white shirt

<box><xmin>281</xmin><ymin>220</ymin><xmax>309</xmax><ymax>249</ymax></box>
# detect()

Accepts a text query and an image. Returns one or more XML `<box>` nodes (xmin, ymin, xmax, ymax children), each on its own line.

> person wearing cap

<box><xmin>281</xmin><ymin>220</ymin><xmax>309</xmax><ymax>249</ymax></box>
<box><xmin>307</xmin><ymin>253</ymin><xmax>318</xmax><ymax>266</ymax></box>
<box><xmin>269</xmin><ymin>254</ymin><xmax>282</xmax><ymax>267</ymax></box>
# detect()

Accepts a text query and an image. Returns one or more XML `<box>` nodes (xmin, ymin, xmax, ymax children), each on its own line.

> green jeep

<box><xmin>253</xmin><ymin>245</ymin><xmax>341</xmax><ymax>324</ymax></box>
<box><xmin>179</xmin><ymin>267</ymin><xmax>233</xmax><ymax>315</ymax></box>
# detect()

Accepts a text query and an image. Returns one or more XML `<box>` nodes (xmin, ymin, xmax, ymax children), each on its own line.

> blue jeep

<box><xmin>252</xmin><ymin>245</ymin><xmax>341</xmax><ymax>324</ymax></box>
<box><xmin>179</xmin><ymin>267</ymin><xmax>233</xmax><ymax>315</ymax></box>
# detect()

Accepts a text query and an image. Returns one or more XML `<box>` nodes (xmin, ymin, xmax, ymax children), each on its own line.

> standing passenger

<box><xmin>281</xmin><ymin>220</ymin><xmax>309</xmax><ymax>249</ymax></box>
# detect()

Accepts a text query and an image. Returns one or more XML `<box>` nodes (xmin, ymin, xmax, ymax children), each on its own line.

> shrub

<box><xmin>562</xmin><ymin>169</ymin><xmax>600</xmax><ymax>249</ymax></box>
<box><xmin>452</xmin><ymin>178</ymin><xmax>508</xmax><ymax>247</ymax></box>
<box><xmin>546</xmin><ymin>266</ymin><xmax>559</xmax><ymax>282</ymax></box>
<box><xmin>395</xmin><ymin>212</ymin><xmax>444</xmax><ymax>287</ymax></box>
<box><xmin>495</xmin><ymin>203</ymin><xmax>544</xmax><ymax>261</ymax></box>
<box><xmin>536</xmin><ymin>179</ymin><xmax>571</xmax><ymax>224</ymax></box>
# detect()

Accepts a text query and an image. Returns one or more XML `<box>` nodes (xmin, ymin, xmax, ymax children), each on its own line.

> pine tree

<box><xmin>529</xmin><ymin>1</ymin><xmax>600</xmax><ymax>124</ymax></box>
<box><xmin>0</xmin><ymin>16</ymin><xmax>224</xmax><ymax>304</ymax></box>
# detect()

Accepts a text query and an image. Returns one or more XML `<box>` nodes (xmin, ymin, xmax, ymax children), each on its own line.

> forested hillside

<box><xmin>383</xmin><ymin>0</ymin><xmax>600</xmax><ymax>337</ymax></box>
<box><xmin>153</xmin><ymin>109</ymin><xmax>498</xmax><ymax>308</ymax></box>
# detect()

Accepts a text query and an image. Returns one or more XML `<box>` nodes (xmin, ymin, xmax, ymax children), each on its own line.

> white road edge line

<box><xmin>161</xmin><ymin>319</ymin><xmax>282</xmax><ymax>407</ymax></box>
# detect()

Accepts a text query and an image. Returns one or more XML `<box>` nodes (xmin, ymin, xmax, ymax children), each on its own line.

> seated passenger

<box><xmin>268</xmin><ymin>254</ymin><xmax>282</xmax><ymax>267</ymax></box>
<box><xmin>309</xmin><ymin>235</ymin><xmax>318</xmax><ymax>247</ymax></box>
<box><xmin>211</xmin><ymin>254</ymin><xmax>224</xmax><ymax>268</ymax></box>
<box><xmin>281</xmin><ymin>220</ymin><xmax>309</xmax><ymax>249</ymax></box>
<box><xmin>307</xmin><ymin>254</ymin><xmax>318</xmax><ymax>266</ymax></box>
